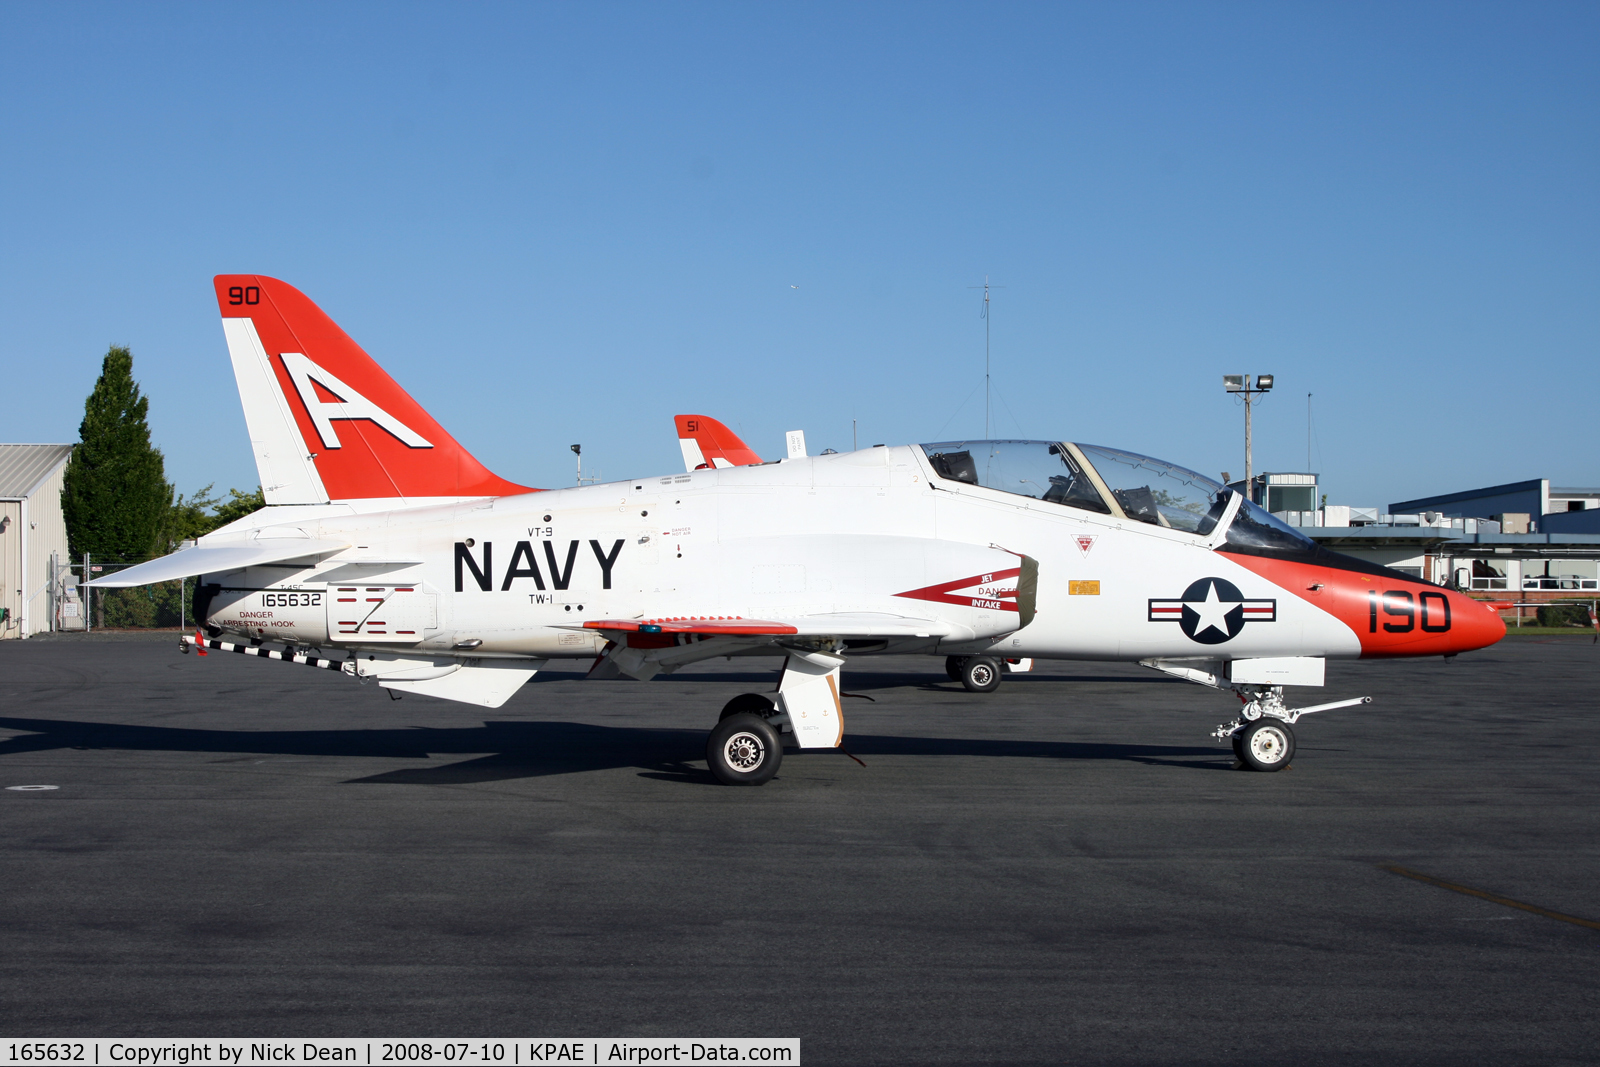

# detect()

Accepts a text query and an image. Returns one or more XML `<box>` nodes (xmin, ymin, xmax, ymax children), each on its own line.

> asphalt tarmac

<box><xmin>1</xmin><ymin>632</ymin><xmax>1597</xmax><ymax>1065</ymax></box>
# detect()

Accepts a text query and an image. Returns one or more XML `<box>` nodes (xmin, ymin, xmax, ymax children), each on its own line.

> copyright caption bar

<box><xmin>0</xmin><ymin>1041</ymin><xmax>800</xmax><ymax>1067</ymax></box>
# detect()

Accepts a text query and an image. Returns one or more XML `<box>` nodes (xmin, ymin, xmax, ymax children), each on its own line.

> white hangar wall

<box><xmin>0</xmin><ymin>444</ymin><xmax>75</xmax><ymax>639</ymax></box>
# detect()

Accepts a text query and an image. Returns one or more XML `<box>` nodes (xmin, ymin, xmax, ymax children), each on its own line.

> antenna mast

<box><xmin>968</xmin><ymin>276</ymin><xmax>1004</xmax><ymax>438</ymax></box>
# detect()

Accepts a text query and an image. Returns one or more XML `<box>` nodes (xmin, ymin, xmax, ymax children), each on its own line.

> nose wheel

<box><xmin>1234</xmin><ymin>718</ymin><xmax>1295</xmax><ymax>771</ymax></box>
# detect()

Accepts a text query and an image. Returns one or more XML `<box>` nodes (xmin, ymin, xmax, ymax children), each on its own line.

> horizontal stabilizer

<box><xmin>87</xmin><ymin>538</ymin><xmax>349</xmax><ymax>587</ymax></box>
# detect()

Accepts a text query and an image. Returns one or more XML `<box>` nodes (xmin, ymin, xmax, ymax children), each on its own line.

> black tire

<box><xmin>1231</xmin><ymin>733</ymin><xmax>1246</xmax><ymax>760</ymax></box>
<box><xmin>706</xmin><ymin>713</ymin><xmax>783</xmax><ymax>786</ymax></box>
<box><xmin>720</xmin><ymin>693</ymin><xmax>776</xmax><ymax>720</ymax></box>
<box><xmin>1238</xmin><ymin>718</ymin><xmax>1295</xmax><ymax>771</ymax></box>
<box><xmin>961</xmin><ymin>656</ymin><xmax>1002</xmax><ymax>693</ymax></box>
<box><xmin>945</xmin><ymin>656</ymin><xmax>968</xmax><ymax>682</ymax></box>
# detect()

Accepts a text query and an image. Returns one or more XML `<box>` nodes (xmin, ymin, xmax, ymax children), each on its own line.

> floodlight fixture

<box><xmin>1221</xmin><ymin>373</ymin><xmax>1278</xmax><ymax>500</ymax></box>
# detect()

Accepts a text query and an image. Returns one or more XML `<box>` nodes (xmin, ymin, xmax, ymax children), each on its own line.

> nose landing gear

<box><xmin>1212</xmin><ymin>686</ymin><xmax>1372</xmax><ymax>772</ymax></box>
<box><xmin>1141</xmin><ymin>659</ymin><xmax>1372</xmax><ymax>773</ymax></box>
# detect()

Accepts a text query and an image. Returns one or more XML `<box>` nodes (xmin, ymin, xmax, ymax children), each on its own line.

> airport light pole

<box><xmin>1223</xmin><ymin>374</ymin><xmax>1274</xmax><ymax>503</ymax></box>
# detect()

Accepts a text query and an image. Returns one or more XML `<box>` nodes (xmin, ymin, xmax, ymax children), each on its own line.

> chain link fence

<box><xmin>49</xmin><ymin>550</ymin><xmax>196</xmax><ymax>632</ymax></box>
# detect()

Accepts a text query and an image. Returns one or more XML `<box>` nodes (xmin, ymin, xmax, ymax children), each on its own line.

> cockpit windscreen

<box><xmin>1223</xmin><ymin>497</ymin><xmax>1321</xmax><ymax>554</ymax></box>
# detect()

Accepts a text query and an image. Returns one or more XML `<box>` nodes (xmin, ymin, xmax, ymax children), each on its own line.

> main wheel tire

<box><xmin>961</xmin><ymin>655</ymin><xmax>1002</xmax><ymax>693</ymax></box>
<box><xmin>945</xmin><ymin>656</ymin><xmax>968</xmax><ymax>682</ymax></box>
<box><xmin>720</xmin><ymin>693</ymin><xmax>777</xmax><ymax>720</ymax></box>
<box><xmin>706</xmin><ymin>712</ymin><xmax>783</xmax><ymax>786</ymax></box>
<box><xmin>1238</xmin><ymin>718</ymin><xmax>1295</xmax><ymax>771</ymax></box>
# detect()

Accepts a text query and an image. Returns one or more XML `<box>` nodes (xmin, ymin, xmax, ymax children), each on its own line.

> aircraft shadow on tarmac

<box><xmin>0</xmin><ymin>715</ymin><xmax>1225</xmax><ymax>786</ymax></box>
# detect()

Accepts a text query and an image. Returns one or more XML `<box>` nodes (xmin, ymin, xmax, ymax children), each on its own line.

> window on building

<box><xmin>1469</xmin><ymin>559</ymin><xmax>1508</xmax><ymax>590</ymax></box>
<box><xmin>1522</xmin><ymin>560</ymin><xmax>1600</xmax><ymax>591</ymax></box>
<box><xmin>1265</xmin><ymin>485</ymin><xmax>1317</xmax><ymax>512</ymax></box>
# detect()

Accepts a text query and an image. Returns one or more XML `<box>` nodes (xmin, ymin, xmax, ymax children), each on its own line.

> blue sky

<box><xmin>2</xmin><ymin>2</ymin><xmax>1594</xmax><ymax>509</ymax></box>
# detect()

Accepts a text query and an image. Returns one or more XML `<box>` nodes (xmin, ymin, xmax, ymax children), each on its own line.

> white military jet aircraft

<box><xmin>94</xmin><ymin>275</ymin><xmax>1505</xmax><ymax>784</ymax></box>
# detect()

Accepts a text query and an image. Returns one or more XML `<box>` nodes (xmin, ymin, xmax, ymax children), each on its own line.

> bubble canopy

<box><xmin>1075</xmin><ymin>443</ymin><xmax>1225</xmax><ymax>533</ymax></box>
<box><xmin>919</xmin><ymin>439</ymin><xmax>1318</xmax><ymax>552</ymax></box>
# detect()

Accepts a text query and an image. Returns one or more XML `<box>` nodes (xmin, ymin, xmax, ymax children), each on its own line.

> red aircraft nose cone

<box><xmin>1450</xmin><ymin>592</ymin><xmax>1508</xmax><ymax>653</ymax></box>
<box><xmin>1225</xmin><ymin>555</ymin><xmax>1505</xmax><ymax>657</ymax></box>
<box><xmin>1321</xmin><ymin>572</ymin><xmax>1505</xmax><ymax>657</ymax></box>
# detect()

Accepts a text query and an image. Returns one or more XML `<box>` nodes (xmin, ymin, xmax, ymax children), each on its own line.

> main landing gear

<box><xmin>946</xmin><ymin>655</ymin><xmax>1003</xmax><ymax>693</ymax></box>
<box><xmin>707</xmin><ymin>694</ymin><xmax>784</xmax><ymax>786</ymax></box>
<box><xmin>706</xmin><ymin>650</ymin><xmax>846</xmax><ymax>786</ymax></box>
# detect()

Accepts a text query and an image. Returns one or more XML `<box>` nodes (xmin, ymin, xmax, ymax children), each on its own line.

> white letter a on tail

<box><xmin>279</xmin><ymin>351</ymin><xmax>433</xmax><ymax>450</ymax></box>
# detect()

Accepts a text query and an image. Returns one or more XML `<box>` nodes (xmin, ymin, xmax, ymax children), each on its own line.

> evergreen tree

<box><xmin>61</xmin><ymin>345</ymin><xmax>170</xmax><ymax>562</ymax></box>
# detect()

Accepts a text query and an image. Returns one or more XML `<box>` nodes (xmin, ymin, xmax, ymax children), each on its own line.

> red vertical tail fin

<box><xmin>215</xmin><ymin>275</ymin><xmax>534</xmax><ymax>504</ymax></box>
<box><xmin>674</xmin><ymin>414</ymin><xmax>764</xmax><ymax>471</ymax></box>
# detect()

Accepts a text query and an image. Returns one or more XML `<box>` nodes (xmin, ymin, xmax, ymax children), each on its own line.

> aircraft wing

<box><xmin>581</xmin><ymin>612</ymin><xmax>954</xmax><ymax>681</ymax></box>
<box><xmin>674</xmin><ymin>414</ymin><xmax>763</xmax><ymax>471</ymax></box>
<box><xmin>582</xmin><ymin>612</ymin><xmax>954</xmax><ymax>639</ymax></box>
<box><xmin>584</xmin><ymin>617</ymin><xmax>799</xmax><ymax>636</ymax></box>
<box><xmin>85</xmin><ymin>538</ymin><xmax>349</xmax><ymax>587</ymax></box>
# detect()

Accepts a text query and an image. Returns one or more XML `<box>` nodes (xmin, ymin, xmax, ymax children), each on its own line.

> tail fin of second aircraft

<box><xmin>214</xmin><ymin>275</ymin><xmax>534</xmax><ymax>505</ymax></box>
<box><xmin>674</xmin><ymin>415</ymin><xmax>764</xmax><ymax>472</ymax></box>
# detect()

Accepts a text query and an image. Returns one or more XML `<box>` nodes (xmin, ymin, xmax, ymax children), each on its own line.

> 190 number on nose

<box><xmin>1368</xmin><ymin>590</ymin><xmax>1450</xmax><ymax>633</ymax></box>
